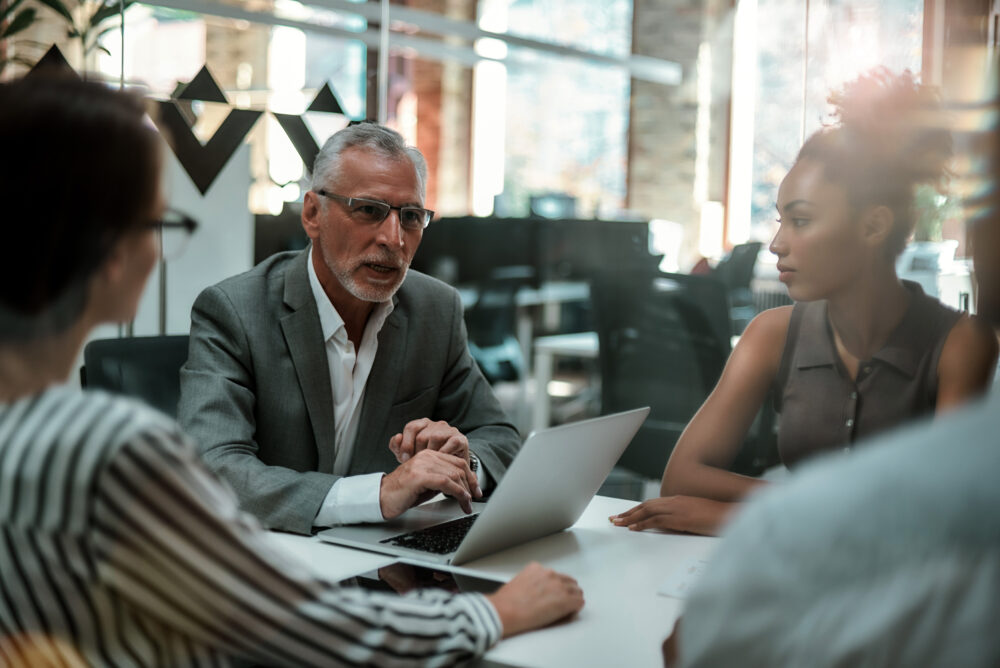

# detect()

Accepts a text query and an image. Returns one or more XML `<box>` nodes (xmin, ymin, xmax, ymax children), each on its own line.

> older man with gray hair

<box><xmin>180</xmin><ymin>122</ymin><xmax>520</xmax><ymax>534</ymax></box>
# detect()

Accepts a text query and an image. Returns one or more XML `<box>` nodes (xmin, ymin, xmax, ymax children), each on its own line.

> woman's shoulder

<box><xmin>939</xmin><ymin>313</ymin><xmax>999</xmax><ymax>381</ymax></box>
<box><xmin>0</xmin><ymin>387</ymin><xmax>190</xmax><ymax>528</ymax></box>
<box><xmin>727</xmin><ymin>306</ymin><xmax>796</xmax><ymax>379</ymax></box>
<box><xmin>5</xmin><ymin>386</ymin><xmax>185</xmax><ymax>457</ymax></box>
<box><xmin>740</xmin><ymin>305</ymin><xmax>795</xmax><ymax>351</ymax></box>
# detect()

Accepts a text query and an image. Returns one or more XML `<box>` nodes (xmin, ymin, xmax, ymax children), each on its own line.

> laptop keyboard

<box><xmin>380</xmin><ymin>513</ymin><xmax>480</xmax><ymax>554</ymax></box>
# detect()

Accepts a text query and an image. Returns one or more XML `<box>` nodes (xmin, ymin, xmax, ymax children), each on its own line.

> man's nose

<box><xmin>376</xmin><ymin>210</ymin><xmax>405</xmax><ymax>249</ymax></box>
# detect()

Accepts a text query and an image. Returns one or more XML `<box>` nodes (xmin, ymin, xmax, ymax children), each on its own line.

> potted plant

<box><xmin>1</xmin><ymin>0</ymin><xmax>43</xmax><ymax>76</ymax></box>
<box><xmin>1</xmin><ymin>0</ymin><xmax>134</xmax><ymax>76</ymax></box>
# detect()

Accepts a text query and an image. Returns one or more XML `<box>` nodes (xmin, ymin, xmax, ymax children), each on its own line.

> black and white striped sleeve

<box><xmin>89</xmin><ymin>424</ymin><xmax>502</xmax><ymax>667</ymax></box>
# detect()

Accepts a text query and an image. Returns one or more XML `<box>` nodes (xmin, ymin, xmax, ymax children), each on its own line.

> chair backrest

<box><xmin>463</xmin><ymin>266</ymin><xmax>535</xmax><ymax>383</ymax></box>
<box><xmin>80</xmin><ymin>335</ymin><xmax>190</xmax><ymax>418</ymax></box>
<box><xmin>591</xmin><ymin>270</ymin><xmax>732</xmax><ymax>478</ymax></box>
<box><xmin>712</xmin><ymin>241</ymin><xmax>762</xmax><ymax>293</ymax></box>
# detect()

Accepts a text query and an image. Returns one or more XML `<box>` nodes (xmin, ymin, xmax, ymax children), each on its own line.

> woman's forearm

<box><xmin>661</xmin><ymin>459</ymin><xmax>766</xmax><ymax>501</ymax></box>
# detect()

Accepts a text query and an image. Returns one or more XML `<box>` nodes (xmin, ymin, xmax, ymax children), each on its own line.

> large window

<box><xmin>734</xmin><ymin>0</ymin><xmax>924</xmax><ymax>245</ymax></box>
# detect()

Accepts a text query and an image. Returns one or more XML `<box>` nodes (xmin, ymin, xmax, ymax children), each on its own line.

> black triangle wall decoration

<box><xmin>176</xmin><ymin>65</ymin><xmax>228</xmax><ymax>104</ymax></box>
<box><xmin>27</xmin><ymin>45</ymin><xmax>76</xmax><ymax>78</ymax></box>
<box><xmin>308</xmin><ymin>83</ymin><xmax>347</xmax><ymax>116</ymax></box>
<box><xmin>273</xmin><ymin>113</ymin><xmax>320</xmax><ymax>174</ymax></box>
<box><xmin>154</xmin><ymin>101</ymin><xmax>262</xmax><ymax>194</ymax></box>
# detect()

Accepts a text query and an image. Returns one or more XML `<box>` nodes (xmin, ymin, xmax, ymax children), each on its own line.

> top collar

<box><xmin>794</xmin><ymin>281</ymin><xmax>929</xmax><ymax>379</ymax></box>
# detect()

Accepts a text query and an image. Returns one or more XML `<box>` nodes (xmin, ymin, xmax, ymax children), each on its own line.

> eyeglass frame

<box><xmin>147</xmin><ymin>208</ymin><xmax>199</xmax><ymax>235</ymax></box>
<box><xmin>315</xmin><ymin>189</ymin><xmax>434</xmax><ymax>230</ymax></box>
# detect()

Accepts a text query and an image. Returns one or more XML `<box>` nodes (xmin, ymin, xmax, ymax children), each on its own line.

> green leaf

<box><xmin>1</xmin><ymin>7</ymin><xmax>37</xmax><ymax>39</ymax></box>
<box><xmin>94</xmin><ymin>23</ymin><xmax>116</xmax><ymax>39</ymax></box>
<box><xmin>32</xmin><ymin>0</ymin><xmax>74</xmax><ymax>24</ymax></box>
<box><xmin>90</xmin><ymin>0</ymin><xmax>135</xmax><ymax>28</ymax></box>
<box><xmin>12</xmin><ymin>54</ymin><xmax>39</xmax><ymax>66</ymax></box>
<box><xmin>94</xmin><ymin>43</ymin><xmax>110</xmax><ymax>56</ymax></box>
<box><xmin>1</xmin><ymin>0</ymin><xmax>28</xmax><ymax>23</ymax></box>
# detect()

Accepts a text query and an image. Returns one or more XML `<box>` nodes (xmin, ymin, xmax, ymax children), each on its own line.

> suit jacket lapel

<box><xmin>280</xmin><ymin>249</ymin><xmax>338</xmax><ymax>474</ymax></box>
<box><xmin>350</xmin><ymin>301</ymin><xmax>408</xmax><ymax>474</ymax></box>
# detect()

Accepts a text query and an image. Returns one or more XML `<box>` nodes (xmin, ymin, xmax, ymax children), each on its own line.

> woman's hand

<box><xmin>609</xmin><ymin>495</ymin><xmax>735</xmax><ymax>536</ymax></box>
<box><xmin>486</xmin><ymin>562</ymin><xmax>584</xmax><ymax>638</ymax></box>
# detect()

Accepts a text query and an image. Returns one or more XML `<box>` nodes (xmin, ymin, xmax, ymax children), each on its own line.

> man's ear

<box><xmin>301</xmin><ymin>190</ymin><xmax>321</xmax><ymax>240</ymax></box>
<box><xmin>862</xmin><ymin>205</ymin><xmax>894</xmax><ymax>248</ymax></box>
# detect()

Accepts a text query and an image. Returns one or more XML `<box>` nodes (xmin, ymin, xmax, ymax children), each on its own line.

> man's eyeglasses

<box><xmin>148</xmin><ymin>208</ymin><xmax>199</xmax><ymax>260</ymax></box>
<box><xmin>316</xmin><ymin>190</ymin><xmax>433</xmax><ymax>230</ymax></box>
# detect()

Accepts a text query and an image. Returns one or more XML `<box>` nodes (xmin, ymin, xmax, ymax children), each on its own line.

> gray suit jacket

<box><xmin>178</xmin><ymin>249</ymin><xmax>521</xmax><ymax>534</ymax></box>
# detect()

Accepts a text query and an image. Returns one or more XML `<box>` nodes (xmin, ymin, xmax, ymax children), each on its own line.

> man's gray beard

<box><xmin>329</xmin><ymin>255</ymin><xmax>409</xmax><ymax>303</ymax></box>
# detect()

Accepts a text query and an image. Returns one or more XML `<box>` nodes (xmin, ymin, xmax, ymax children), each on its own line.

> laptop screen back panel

<box><xmin>451</xmin><ymin>407</ymin><xmax>649</xmax><ymax>564</ymax></box>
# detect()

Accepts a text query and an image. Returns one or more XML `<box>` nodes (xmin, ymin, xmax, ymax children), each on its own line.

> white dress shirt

<box><xmin>308</xmin><ymin>248</ymin><xmax>394</xmax><ymax>526</ymax></box>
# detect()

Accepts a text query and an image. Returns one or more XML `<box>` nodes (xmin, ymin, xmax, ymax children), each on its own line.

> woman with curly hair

<box><xmin>613</xmin><ymin>68</ymin><xmax>998</xmax><ymax>536</ymax></box>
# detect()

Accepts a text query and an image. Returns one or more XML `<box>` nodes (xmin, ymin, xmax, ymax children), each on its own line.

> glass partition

<box><xmin>8</xmin><ymin>0</ymin><xmax>979</xmax><ymax>491</ymax></box>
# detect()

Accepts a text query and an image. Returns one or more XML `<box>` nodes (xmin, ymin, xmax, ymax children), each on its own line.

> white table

<box><xmin>531</xmin><ymin>331</ymin><xmax>600</xmax><ymax>433</ymax></box>
<box><xmin>268</xmin><ymin>496</ymin><xmax>718</xmax><ymax>668</ymax></box>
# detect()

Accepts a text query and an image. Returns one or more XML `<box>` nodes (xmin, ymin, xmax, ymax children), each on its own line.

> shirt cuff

<box><xmin>313</xmin><ymin>473</ymin><xmax>386</xmax><ymax>527</ymax></box>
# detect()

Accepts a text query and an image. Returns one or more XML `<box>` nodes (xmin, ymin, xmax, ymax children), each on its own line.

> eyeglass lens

<box><xmin>347</xmin><ymin>198</ymin><xmax>429</xmax><ymax>229</ymax></box>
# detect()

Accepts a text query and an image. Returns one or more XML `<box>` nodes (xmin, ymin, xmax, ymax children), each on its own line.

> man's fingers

<box><xmin>409</xmin><ymin>452</ymin><xmax>476</xmax><ymax>511</ymax></box>
<box><xmin>427</xmin><ymin>472</ymin><xmax>473</xmax><ymax>513</ymax></box>
<box><xmin>415</xmin><ymin>424</ymin><xmax>467</xmax><ymax>453</ymax></box>
<box><xmin>436</xmin><ymin>434</ymin><xmax>468</xmax><ymax>456</ymax></box>
<box><xmin>398</xmin><ymin>419</ymin><xmax>431</xmax><ymax>461</ymax></box>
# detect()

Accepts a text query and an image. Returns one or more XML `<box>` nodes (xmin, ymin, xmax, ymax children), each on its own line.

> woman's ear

<box><xmin>862</xmin><ymin>205</ymin><xmax>894</xmax><ymax>248</ymax></box>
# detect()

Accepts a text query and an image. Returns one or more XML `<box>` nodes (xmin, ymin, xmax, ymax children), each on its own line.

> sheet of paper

<box><xmin>657</xmin><ymin>556</ymin><xmax>709</xmax><ymax>599</ymax></box>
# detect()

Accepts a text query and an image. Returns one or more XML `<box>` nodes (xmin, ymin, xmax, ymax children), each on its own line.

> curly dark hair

<box><xmin>0</xmin><ymin>74</ymin><xmax>162</xmax><ymax>340</ymax></box>
<box><xmin>796</xmin><ymin>68</ymin><xmax>953</xmax><ymax>257</ymax></box>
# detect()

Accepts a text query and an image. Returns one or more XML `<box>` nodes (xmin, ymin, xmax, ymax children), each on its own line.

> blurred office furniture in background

<box><xmin>532</xmin><ymin>331</ymin><xmax>601</xmax><ymax>433</ymax></box>
<box><xmin>529</xmin><ymin>193</ymin><xmax>578</xmax><ymax>219</ymax></box>
<box><xmin>255</xmin><ymin>204</ymin><xmax>309</xmax><ymax>264</ymax></box>
<box><xmin>464</xmin><ymin>265</ymin><xmax>537</xmax><ymax>384</ymax></box>
<box><xmin>591</xmin><ymin>269</ymin><xmax>779</xmax><ymax>492</ymax></box>
<box><xmin>592</xmin><ymin>271</ymin><xmax>732</xmax><ymax>480</ymax></box>
<box><xmin>712</xmin><ymin>241</ymin><xmax>762</xmax><ymax>334</ymax></box>
<box><xmin>896</xmin><ymin>240</ymin><xmax>974</xmax><ymax>311</ymax></box>
<box><xmin>80</xmin><ymin>335</ymin><xmax>190</xmax><ymax>419</ymax></box>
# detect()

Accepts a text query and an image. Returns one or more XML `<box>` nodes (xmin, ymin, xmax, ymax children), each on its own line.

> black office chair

<box><xmin>592</xmin><ymin>269</ymin><xmax>778</xmax><ymax>483</ymax></box>
<box><xmin>80</xmin><ymin>335</ymin><xmax>190</xmax><ymax>418</ymax></box>
<box><xmin>712</xmin><ymin>241</ymin><xmax>762</xmax><ymax>334</ymax></box>
<box><xmin>464</xmin><ymin>265</ymin><xmax>535</xmax><ymax>384</ymax></box>
<box><xmin>592</xmin><ymin>270</ymin><xmax>732</xmax><ymax>480</ymax></box>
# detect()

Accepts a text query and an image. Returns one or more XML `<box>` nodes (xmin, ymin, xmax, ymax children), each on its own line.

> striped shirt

<box><xmin>0</xmin><ymin>386</ymin><xmax>501</xmax><ymax>667</ymax></box>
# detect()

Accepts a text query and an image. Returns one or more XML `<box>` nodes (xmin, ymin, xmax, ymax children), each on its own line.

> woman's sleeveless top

<box><xmin>774</xmin><ymin>281</ymin><xmax>961</xmax><ymax>467</ymax></box>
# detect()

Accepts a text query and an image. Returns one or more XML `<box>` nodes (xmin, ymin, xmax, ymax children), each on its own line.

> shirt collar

<box><xmin>307</xmin><ymin>245</ymin><xmax>394</xmax><ymax>343</ymax></box>
<box><xmin>867</xmin><ymin>282</ymin><xmax>927</xmax><ymax>378</ymax></box>
<box><xmin>794</xmin><ymin>282</ymin><xmax>927</xmax><ymax>378</ymax></box>
<box><xmin>793</xmin><ymin>301</ymin><xmax>837</xmax><ymax>369</ymax></box>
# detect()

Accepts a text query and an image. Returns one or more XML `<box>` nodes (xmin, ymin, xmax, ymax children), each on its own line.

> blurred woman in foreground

<box><xmin>613</xmin><ymin>69</ymin><xmax>997</xmax><ymax>537</ymax></box>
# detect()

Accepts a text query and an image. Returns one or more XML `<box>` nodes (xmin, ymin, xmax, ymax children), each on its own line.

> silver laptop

<box><xmin>318</xmin><ymin>407</ymin><xmax>650</xmax><ymax>565</ymax></box>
